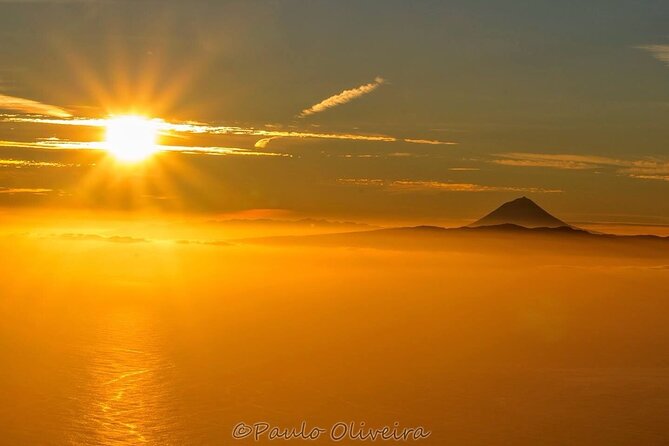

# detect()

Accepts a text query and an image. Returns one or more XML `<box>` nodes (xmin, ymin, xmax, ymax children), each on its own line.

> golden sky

<box><xmin>0</xmin><ymin>0</ymin><xmax>668</xmax><ymax>224</ymax></box>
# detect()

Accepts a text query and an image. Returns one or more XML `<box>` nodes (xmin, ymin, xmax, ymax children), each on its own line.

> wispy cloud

<box><xmin>0</xmin><ymin>187</ymin><xmax>52</xmax><ymax>195</ymax></box>
<box><xmin>403</xmin><ymin>138</ymin><xmax>456</xmax><ymax>146</ymax></box>
<box><xmin>403</xmin><ymin>138</ymin><xmax>454</xmax><ymax>146</ymax></box>
<box><xmin>175</xmin><ymin>239</ymin><xmax>231</xmax><ymax>247</ymax></box>
<box><xmin>628</xmin><ymin>174</ymin><xmax>669</xmax><ymax>182</ymax></box>
<box><xmin>491</xmin><ymin>153</ymin><xmax>613</xmax><ymax>170</ymax></box>
<box><xmin>254</xmin><ymin>137</ymin><xmax>279</xmax><ymax>149</ymax></box>
<box><xmin>0</xmin><ymin>94</ymin><xmax>71</xmax><ymax>118</ymax></box>
<box><xmin>0</xmin><ymin>158</ymin><xmax>75</xmax><ymax>168</ymax></box>
<box><xmin>337</xmin><ymin>178</ymin><xmax>386</xmax><ymax>187</ymax></box>
<box><xmin>0</xmin><ymin>138</ymin><xmax>290</xmax><ymax>157</ymax></box>
<box><xmin>55</xmin><ymin>233</ymin><xmax>149</xmax><ymax>244</ymax></box>
<box><xmin>336</xmin><ymin>151</ymin><xmax>446</xmax><ymax>159</ymax></box>
<box><xmin>635</xmin><ymin>44</ymin><xmax>669</xmax><ymax>66</ymax></box>
<box><xmin>299</xmin><ymin>77</ymin><xmax>385</xmax><ymax>118</ymax></box>
<box><xmin>337</xmin><ymin>178</ymin><xmax>561</xmax><ymax>193</ymax></box>
<box><xmin>163</xmin><ymin>144</ymin><xmax>290</xmax><ymax>157</ymax></box>
<box><xmin>492</xmin><ymin>152</ymin><xmax>669</xmax><ymax>181</ymax></box>
<box><xmin>1</xmin><ymin>114</ymin><xmax>457</xmax><ymax>147</ymax></box>
<box><xmin>0</xmin><ymin>139</ymin><xmax>108</xmax><ymax>151</ymax></box>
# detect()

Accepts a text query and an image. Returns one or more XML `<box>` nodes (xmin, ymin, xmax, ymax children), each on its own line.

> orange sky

<box><xmin>0</xmin><ymin>0</ymin><xmax>668</xmax><ymax>225</ymax></box>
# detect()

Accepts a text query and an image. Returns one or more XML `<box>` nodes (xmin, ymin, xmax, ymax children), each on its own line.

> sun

<box><xmin>104</xmin><ymin>115</ymin><xmax>161</xmax><ymax>162</ymax></box>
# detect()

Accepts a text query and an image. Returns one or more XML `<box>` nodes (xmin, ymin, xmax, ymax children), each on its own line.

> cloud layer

<box><xmin>493</xmin><ymin>152</ymin><xmax>669</xmax><ymax>181</ymax></box>
<box><xmin>0</xmin><ymin>138</ymin><xmax>289</xmax><ymax>157</ymax></box>
<box><xmin>1</xmin><ymin>114</ymin><xmax>457</xmax><ymax>148</ymax></box>
<box><xmin>299</xmin><ymin>77</ymin><xmax>385</xmax><ymax>117</ymax></box>
<box><xmin>338</xmin><ymin>178</ymin><xmax>561</xmax><ymax>193</ymax></box>
<box><xmin>0</xmin><ymin>187</ymin><xmax>52</xmax><ymax>194</ymax></box>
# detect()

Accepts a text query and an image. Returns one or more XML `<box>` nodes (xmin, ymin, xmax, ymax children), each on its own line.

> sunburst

<box><xmin>104</xmin><ymin>115</ymin><xmax>162</xmax><ymax>163</ymax></box>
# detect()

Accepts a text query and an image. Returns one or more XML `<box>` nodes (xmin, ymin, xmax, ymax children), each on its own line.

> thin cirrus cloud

<box><xmin>628</xmin><ymin>174</ymin><xmax>669</xmax><ymax>182</ymax></box>
<box><xmin>0</xmin><ymin>158</ymin><xmax>76</xmax><ymax>168</ymax></box>
<box><xmin>635</xmin><ymin>44</ymin><xmax>669</xmax><ymax>66</ymax></box>
<box><xmin>55</xmin><ymin>233</ymin><xmax>149</xmax><ymax>244</ymax></box>
<box><xmin>0</xmin><ymin>138</ymin><xmax>290</xmax><ymax>157</ymax></box>
<box><xmin>0</xmin><ymin>187</ymin><xmax>52</xmax><ymax>195</ymax></box>
<box><xmin>492</xmin><ymin>152</ymin><xmax>669</xmax><ymax>181</ymax></box>
<box><xmin>1</xmin><ymin>114</ymin><xmax>457</xmax><ymax>149</ymax></box>
<box><xmin>0</xmin><ymin>94</ymin><xmax>72</xmax><ymax>118</ymax></box>
<box><xmin>337</xmin><ymin>178</ymin><xmax>562</xmax><ymax>193</ymax></box>
<box><xmin>299</xmin><ymin>77</ymin><xmax>385</xmax><ymax>118</ymax></box>
<box><xmin>491</xmin><ymin>153</ymin><xmax>615</xmax><ymax>170</ymax></box>
<box><xmin>403</xmin><ymin>138</ymin><xmax>453</xmax><ymax>146</ymax></box>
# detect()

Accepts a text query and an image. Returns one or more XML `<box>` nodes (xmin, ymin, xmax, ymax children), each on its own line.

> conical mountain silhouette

<box><xmin>469</xmin><ymin>196</ymin><xmax>567</xmax><ymax>228</ymax></box>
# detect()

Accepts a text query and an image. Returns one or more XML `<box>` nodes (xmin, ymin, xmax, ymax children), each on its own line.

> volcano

<box><xmin>469</xmin><ymin>196</ymin><xmax>568</xmax><ymax>228</ymax></box>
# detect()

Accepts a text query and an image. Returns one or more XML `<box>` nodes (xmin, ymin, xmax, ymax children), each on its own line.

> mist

<box><xmin>2</xmin><ymin>215</ymin><xmax>669</xmax><ymax>445</ymax></box>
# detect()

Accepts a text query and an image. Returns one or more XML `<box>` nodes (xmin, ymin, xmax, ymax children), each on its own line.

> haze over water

<box><xmin>2</xmin><ymin>222</ymin><xmax>669</xmax><ymax>445</ymax></box>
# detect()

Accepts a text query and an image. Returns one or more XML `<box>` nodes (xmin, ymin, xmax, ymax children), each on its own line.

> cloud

<box><xmin>635</xmin><ymin>44</ymin><xmax>669</xmax><ymax>66</ymax></box>
<box><xmin>338</xmin><ymin>178</ymin><xmax>386</xmax><ymax>187</ymax></box>
<box><xmin>299</xmin><ymin>77</ymin><xmax>385</xmax><ymax>117</ymax></box>
<box><xmin>492</xmin><ymin>153</ymin><xmax>623</xmax><ymax>170</ymax></box>
<box><xmin>0</xmin><ymin>158</ymin><xmax>78</xmax><ymax>168</ymax></box>
<box><xmin>254</xmin><ymin>137</ymin><xmax>279</xmax><ymax>149</ymax></box>
<box><xmin>55</xmin><ymin>233</ymin><xmax>149</xmax><ymax>244</ymax></box>
<box><xmin>0</xmin><ymin>94</ymin><xmax>71</xmax><ymax>118</ymax></box>
<box><xmin>175</xmin><ymin>239</ymin><xmax>231</xmax><ymax>247</ymax></box>
<box><xmin>1</xmin><ymin>114</ymin><xmax>457</xmax><ymax>147</ymax></box>
<box><xmin>0</xmin><ymin>139</ymin><xmax>290</xmax><ymax>157</ymax></box>
<box><xmin>160</xmin><ymin>144</ymin><xmax>290</xmax><ymax>157</ymax></box>
<box><xmin>0</xmin><ymin>187</ymin><xmax>52</xmax><ymax>194</ymax></box>
<box><xmin>492</xmin><ymin>153</ymin><xmax>669</xmax><ymax>181</ymax></box>
<box><xmin>403</xmin><ymin>138</ymin><xmax>455</xmax><ymax>146</ymax></box>
<box><xmin>337</xmin><ymin>178</ymin><xmax>562</xmax><ymax>193</ymax></box>
<box><xmin>337</xmin><ymin>152</ymin><xmax>435</xmax><ymax>159</ymax></box>
<box><xmin>628</xmin><ymin>174</ymin><xmax>669</xmax><ymax>182</ymax></box>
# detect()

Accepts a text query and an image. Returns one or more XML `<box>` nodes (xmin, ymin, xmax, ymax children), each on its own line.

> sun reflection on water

<box><xmin>72</xmin><ymin>309</ymin><xmax>177</xmax><ymax>445</ymax></box>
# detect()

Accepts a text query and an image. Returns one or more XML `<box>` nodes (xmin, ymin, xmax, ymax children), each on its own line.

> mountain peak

<box><xmin>469</xmin><ymin>197</ymin><xmax>568</xmax><ymax>228</ymax></box>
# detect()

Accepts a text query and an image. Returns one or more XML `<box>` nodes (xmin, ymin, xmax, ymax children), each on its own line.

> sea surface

<box><xmin>2</xmin><ymin>241</ymin><xmax>669</xmax><ymax>445</ymax></box>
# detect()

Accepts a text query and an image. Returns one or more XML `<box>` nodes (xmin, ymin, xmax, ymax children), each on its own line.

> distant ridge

<box><xmin>241</xmin><ymin>196</ymin><xmax>669</xmax><ymax>258</ymax></box>
<box><xmin>469</xmin><ymin>196</ymin><xmax>567</xmax><ymax>228</ymax></box>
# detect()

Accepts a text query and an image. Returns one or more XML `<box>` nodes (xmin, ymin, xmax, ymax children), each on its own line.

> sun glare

<box><xmin>104</xmin><ymin>115</ymin><xmax>161</xmax><ymax>162</ymax></box>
